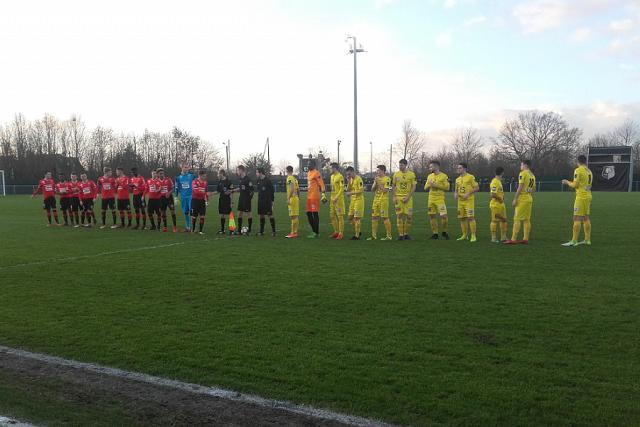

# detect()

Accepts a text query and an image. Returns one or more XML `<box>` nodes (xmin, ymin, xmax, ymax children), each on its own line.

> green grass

<box><xmin>1</xmin><ymin>192</ymin><xmax>639</xmax><ymax>426</ymax></box>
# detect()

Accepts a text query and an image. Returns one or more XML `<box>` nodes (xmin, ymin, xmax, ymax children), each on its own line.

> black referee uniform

<box><xmin>237</xmin><ymin>175</ymin><xmax>254</xmax><ymax>233</ymax></box>
<box><xmin>257</xmin><ymin>176</ymin><xmax>276</xmax><ymax>235</ymax></box>
<box><xmin>217</xmin><ymin>178</ymin><xmax>232</xmax><ymax>234</ymax></box>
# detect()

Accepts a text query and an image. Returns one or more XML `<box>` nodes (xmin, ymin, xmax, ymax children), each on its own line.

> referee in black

<box><xmin>232</xmin><ymin>165</ymin><xmax>254</xmax><ymax>234</ymax></box>
<box><xmin>256</xmin><ymin>167</ymin><xmax>276</xmax><ymax>236</ymax></box>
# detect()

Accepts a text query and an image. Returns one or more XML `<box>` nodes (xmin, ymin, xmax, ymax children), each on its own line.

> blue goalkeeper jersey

<box><xmin>175</xmin><ymin>172</ymin><xmax>195</xmax><ymax>199</ymax></box>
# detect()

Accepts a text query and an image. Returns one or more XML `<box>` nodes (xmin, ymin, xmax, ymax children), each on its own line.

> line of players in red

<box><xmin>32</xmin><ymin>167</ymin><xmax>192</xmax><ymax>232</ymax></box>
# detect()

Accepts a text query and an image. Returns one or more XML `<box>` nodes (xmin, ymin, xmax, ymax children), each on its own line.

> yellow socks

<box><xmin>441</xmin><ymin>217</ymin><xmax>448</xmax><ymax>233</ymax></box>
<box><xmin>355</xmin><ymin>219</ymin><xmax>361</xmax><ymax>236</ymax></box>
<box><xmin>460</xmin><ymin>221</ymin><xmax>468</xmax><ymax>237</ymax></box>
<box><xmin>397</xmin><ymin>217</ymin><xmax>405</xmax><ymax>236</ymax></box>
<box><xmin>338</xmin><ymin>216</ymin><xmax>344</xmax><ymax>234</ymax></box>
<box><xmin>292</xmin><ymin>217</ymin><xmax>299</xmax><ymax>234</ymax></box>
<box><xmin>371</xmin><ymin>219</ymin><xmax>379</xmax><ymax>238</ymax></box>
<box><xmin>500</xmin><ymin>222</ymin><xmax>507</xmax><ymax>240</ymax></box>
<box><xmin>583</xmin><ymin>219</ymin><xmax>591</xmax><ymax>241</ymax></box>
<box><xmin>430</xmin><ymin>217</ymin><xmax>438</xmax><ymax>234</ymax></box>
<box><xmin>469</xmin><ymin>220</ymin><xmax>477</xmax><ymax>237</ymax></box>
<box><xmin>331</xmin><ymin>216</ymin><xmax>338</xmax><ymax>234</ymax></box>
<box><xmin>405</xmin><ymin>217</ymin><xmax>413</xmax><ymax>235</ymax></box>
<box><xmin>523</xmin><ymin>220</ymin><xmax>531</xmax><ymax>241</ymax></box>
<box><xmin>384</xmin><ymin>218</ymin><xmax>392</xmax><ymax>237</ymax></box>
<box><xmin>490</xmin><ymin>221</ymin><xmax>497</xmax><ymax>241</ymax></box>
<box><xmin>511</xmin><ymin>221</ymin><xmax>521</xmax><ymax>241</ymax></box>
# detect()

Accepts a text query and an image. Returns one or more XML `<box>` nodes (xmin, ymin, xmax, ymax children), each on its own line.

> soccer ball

<box><xmin>241</xmin><ymin>226</ymin><xmax>249</xmax><ymax>235</ymax></box>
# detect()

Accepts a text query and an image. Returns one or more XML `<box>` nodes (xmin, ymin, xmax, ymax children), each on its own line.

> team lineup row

<box><xmin>31</xmin><ymin>156</ymin><xmax>594</xmax><ymax>246</ymax></box>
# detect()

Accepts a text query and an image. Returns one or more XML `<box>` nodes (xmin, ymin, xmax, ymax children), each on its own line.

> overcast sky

<box><xmin>1</xmin><ymin>0</ymin><xmax>639</xmax><ymax>168</ymax></box>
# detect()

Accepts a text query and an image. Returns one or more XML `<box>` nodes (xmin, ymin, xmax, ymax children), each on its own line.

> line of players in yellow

<box><xmin>283</xmin><ymin>155</ymin><xmax>593</xmax><ymax>245</ymax></box>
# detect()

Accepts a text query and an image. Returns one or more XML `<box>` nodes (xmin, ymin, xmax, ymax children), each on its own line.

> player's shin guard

<box><xmin>127</xmin><ymin>211</ymin><xmax>132</xmax><ymax>226</ymax></box>
<box><xmin>199</xmin><ymin>217</ymin><xmax>205</xmax><ymax>232</ymax></box>
<box><xmin>46</xmin><ymin>211</ymin><xmax>52</xmax><ymax>224</ymax></box>
<box><xmin>330</xmin><ymin>216</ymin><xmax>338</xmax><ymax>233</ymax></box>
<box><xmin>500</xmin><ymin>221</ymin><xmax>507</xmax><ymax>240</ymax></box>
<box><xmin>371</xmin><ymin>218</ymin><xmax>379</xmax><ymax>238</ymax></box>
<box><xmin>430</xmin><ymin>217</ymin><xmax>438</xmax><ymax>234</ymax></box>
<box><xmin>405</xmin><ymin>217</ymin><xmax>412</xmax><ymax>235</ymax></box>
<box><xmin>441</xmin><ymin>216</ymin><xmax>448</xmax><ymax>232</ymax></box>
<box><xmin>306</xmin><ymin>211</ymin><xmax>313</xmax><ymax>231</ymax></box>
<box><xmin>355</xmin><ymin>219</ymin><xmax>361</xmax><ymax>237</ymax></box>
<box><xmin>270</xmin><ymin>217</ymin><xmax>276</xmax><ymax>232</ymax></box>
<box><xmin>162</xmin><ymin>213</ymin><xmax>167</xmax><ymax>228</ymax></box>
<box><xmin>523</xmin><ymin>220</ymin><xmax>531</xmax><ymax>241</ymax></box>
<box><xmin>260</xmin><ymin>218</ymin><xmax>266</xmax><ymax>233</ymax></box>
<box><xmin>191</xmin><ymin>216</ymin><xmax>197</xmax><ymax>232</ymax></box>
<box><xmin>469</xmin><ymin>220</ymin><xmax>477</xmax><ymax>237</ymax></box>
<box><xmin>120</xmin><ymin>211</ymin><xmax>125</xmax><ymax>226</ymax></box>
<box><xmin>396</xmin><ymin>217</ymin><xmax>404</xmax><ymax>236</ymax></box>
<box><xmin>583</xmin><ymin>219</ymin><xmax>591</xmax><ymax>241</ymax></box>
<box><xmin>384</xmin><ymin>218</ymin><xmax>392</xmax><ymax>237</ymax></box>
<box><xmin>338</xmin><ymin>215</ymin><xmax>344</xmax><ymax>234</ymax></box>
<box><xmin>490</xmin><ymin>221</ymin><xmax>497</xmax><ymax>240</ymax></box>
<box><xmin>312</xmin><ymin>212</ymin><xmax>320</xmax><ymax>234</ymax></box>
<box><xmin>171</xmin><ymin>212</ymin><xmax>177</xmax><ymax>227</ymax></box>
<box><xmin>511</xmin><ymin>220</ymin><xmax>521</xmax><ymax>241</ymax></box>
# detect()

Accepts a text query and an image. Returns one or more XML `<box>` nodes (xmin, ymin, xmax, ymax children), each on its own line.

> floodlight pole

<box><xmin>347</xmin><ymin>35</ymin><xmax>365</xmax><ymax>173</ymax></box>
<box><xmin>337</xmin><ymin>139</ymin><xmax>341</xmax><ymax>165</ymax></box>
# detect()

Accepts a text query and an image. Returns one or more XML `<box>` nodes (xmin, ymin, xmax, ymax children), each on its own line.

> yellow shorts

<box><xmin>330</xmin><ymin>198</ymin><xmax>345</xmax><ymax>217</ymax></box>
<box><xmin>371</xmin><ymin>197</ymin><xmax>390</xmax><ymax>218</ymax></box>
<box><xmin>349</xmin><ymin>198</ymin><xmax>365</xmax><ymax>218</ymax></box>
<box><xmin>573</xmin><ymin>198</ymin><xmax>591</xmax><ymax>216</ymax></box>
<box><xmin>288</xmin><ymin>196</ymin><xmax>299</xmax><ymax>217</ymax></box>
<box><xmin>457</xmin><ymin>201</ymin><xmax>475</xmax><ymax>219</ymax></box>
<box><xmin>490</xmin><ymin>203</ymin><xmax>507</xmax><ymax>222</ymax></box>
<box><xmin>428</xmin><ymin>200</ymin><xmax>447</xmax><ymax>217</ymax></box>
<box><xmin>514</xmin><ymin>199</ymin><xmax>533</xmax><ymax>221</ymax></box>
<box><xmin>394</xmin><ymin>197</ymin><xmax>413</xmax><ymax>216</ymax></box>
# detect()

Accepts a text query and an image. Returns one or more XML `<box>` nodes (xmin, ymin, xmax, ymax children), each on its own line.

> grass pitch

<box><xmin>0</xmin><ymin>192</ymin><xmax>639</xmax><ymax>426</ymax></box>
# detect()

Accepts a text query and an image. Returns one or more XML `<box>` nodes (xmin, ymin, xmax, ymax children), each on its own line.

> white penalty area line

<box><xmin>0</xmin><ymin>415</ymin><xmax>37</xmax><ymax>427</ymax></box>
<box><xmin>0</xmin><ymin>345</ymin><xmax>394</xmax><ymax>427</ymax></box>
<box><xmin>0</xmin><ymin>242</ymin><xmax>187</xmax><ymax>271</ymax></box>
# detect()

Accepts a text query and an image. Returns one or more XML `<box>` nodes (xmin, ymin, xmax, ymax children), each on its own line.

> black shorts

<box><xmin>43</xmin><ymin>196</ymin><xmax>56</xmax><ymax>210</ymax></box>
<box><xmin>81</xmin><ymin>199</ymin><xmax>94</xmax><ymax>211</ymax></box>
<box><xmin>161</xmin><ymin>196</ymin><xmax>174</xmax><ymax>211</ymax></box>
<box><xmin>71</xmin><ymin>197</ymin><xmax>81</xmax><ymax>212</ymax></box>
<box><xmin>117</xmin><ymin>198</ymin><xmax>130</xmax><ymax>211</ymax></box>
<box><xmin>60</xmin><ymin>197</ymin><xmax>71</xmax><ymax>210</ymax></box>
<box><xmin>191</xmin><ymin>199</ymin><xmax>207</xmax><ymax>216</ymax></box>
<box><xmin>147</xmin><ymin>199</ymin><xmax>161</xmax><ymax>215</ymax></box>
<box><xmin>237</xmin><ymin>196</ymin><xmax>252</xmax><ymax>213</ymax></box>
<box><xmin>258</xmin><ymin>200</ymin><xmax>273</xmax><ymax>216</ymax></box>
<box><xmin>133</xmin><ymin>195</ymin><xmax>146</xmax><ymax>210</ymax></box>
<box><xmin>101</xmin><ymin>198</ymin><xmax>116</xmax><ymax>211</ymax></box>
<box><xmin>218</xmin><ymin>198</ymin><xmax>232</xmax><ymax>215</ymax></box>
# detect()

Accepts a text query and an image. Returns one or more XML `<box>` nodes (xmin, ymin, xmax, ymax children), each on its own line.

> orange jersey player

<box><xmin>305</xmin><ymin>160</ymin><xmax>326</xmax><ymax>239</ymax></box>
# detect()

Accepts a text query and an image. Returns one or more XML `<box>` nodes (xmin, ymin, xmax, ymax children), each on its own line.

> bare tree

<box><xmin>451</xmin><ymin>127</ymin><xmax>483</xmax><ymax>165</ymax></box>
<box><xmin>241</xmin><ymin>152</ymin><xmax>271</xmax><ymax>177</ymax></box>
<box><xmin>394</xmin><ymin>119</ymin><xmax>425</xmax><ymax>166</ymax></box>
<box><xmin>495</xmin><ymin>111</ymin><xmax>582</xmax><ymax>175</ymax></box>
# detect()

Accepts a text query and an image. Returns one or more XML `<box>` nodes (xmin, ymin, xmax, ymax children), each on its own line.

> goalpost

<box><xmin>0</xmin><ymin>170</ymin><xmax>5</xmax><ymax>196</ymax></box>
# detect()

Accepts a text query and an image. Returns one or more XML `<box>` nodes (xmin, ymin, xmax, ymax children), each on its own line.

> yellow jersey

<box><xmin>489</xmin><ymin>177</ymin><xmax>504</xmax><ymax>207</ymax></box>
<box><xmin>347</xmin><ymin>175</ymin><xmax>364</xmax><ymax>200</ymax></box>
<box><xmin>286</xmin><ymin>175</ymin><xmax>299</xmax><ymax>198</ymax></box>
<box><xmin>425</xmin><ymin>172</ymin><xmax>449</xmax><ymax>202</ymax></box>
<box><xmin>572</xmin><ymin>165</ymin><xmax>593</xmax><ymax>200</ymax></box>
<box><xmin>455</xmin><ymin>173</ymin><xmax>479</xmax><ymax>202</ymax></box>
<box><xmin>374</xmin><ymin>176</ymin><xmax>391</xmax><ymax>200</ymax></box>
<box><xmin>330</xmin><ymin>172</ymin><xmax>345</xmax><ymax>200</ymax></box>
<box><xmin>392</xmin><ymin>170</ymin><xmax>417</xmax><ymax>197</ymax></box>
<box><xmin>518</xmin><ymin>169</ymin><xmax>536</xmax><ymax>202</ymax></box>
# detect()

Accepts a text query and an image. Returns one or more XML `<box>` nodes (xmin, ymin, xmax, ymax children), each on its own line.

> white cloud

<box><xmin>464</xmin><ymin>15</ymin><xmax>487</xmax><ymax>27</ymax></box>
<box><xmin>513</xmin><ymin>0</ymin><xmax>571</xmax><ymax>34</ymax></box>
<box><xmin>569</xmin><ymin>27</ymin><xmax>592</xmax><ymax>42</ymax></box>
<box><xmin>435</xmin><ymin>32</ymin><xmax>453</xmax><ymax>47</ymax></box>
<box><xmin>609</xmin><ymin>18</ymin><xmax>634</xmax><ymax>32</ymax></box>
<box><xmin>444</xmin><ymin>0</ymin><xmax>457</xmax><ymax>8</ymax></box>
<box><xmin>374</xmin><ymin>0</ymin><xmax>397</xmax><ymax>9</ymax></box>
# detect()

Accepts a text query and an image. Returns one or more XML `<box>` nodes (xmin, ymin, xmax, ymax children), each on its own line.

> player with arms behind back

<box><xmin>32</xmin><ymin>171</ymin><xmax>60</xmax><ymax>226</ymax></box>
<box><xmin>489</xmin><ymin>167</ymin><xmax>508</xmax><ymax>243</ymax></box>
<box><xmin>157</xmin><ymin>168</ymin><xmax>177</xmax><ymax>232</ymax></box>
<box><xmin>562</xmin><ymin>155</ymin><xmax>593</xmax><ymax>246</ymax></box>
<box><xmin>305</xmin><ymin>160</ymin><xmax>327</xmax><ymax>239</ymax></box>
<box><xmin>69</xmin><ymin>172</ymin><xmax>82</xmax><ymax>227</ymax></box>
<box><xmin>329</xmin><ymin>163</ymin><xmax>345</xmax><ymax>240</ymax></box>
<box><xmin>285</xmin><ymin>166</ymin><xmax>300</xmax><ymax>238</ymax></box>
<box><xmin>145</xmin><ymin>170</ymin><xmax>162</xmax><ymax>231</ymax></box>
<box><xmin>454</xmin><ymin>163</ymin><xmax>479</xmax><ymax>242</ymax></box>
<box><xmin>130</xmin><ymin>167</ymin><xmax>147</xmax><ymax>229</ymax></box>
<box><xmin>114</xmin><ymin>167</ymin><xmax>132</xmax><ymax>229</ymax></box>
<box><xmin>56</xmin><ymin>173</ymin><xmax>73</xmax><ymax>226</ymax></box>
<box><xmin>97</xmin><ymin>167</ymin><xmax>117</xmax><ymax>229</ymax></box>
<box><xmin>505</xmin><ymin>160</ymin><xmax>535</xmax><ymax>245</ymax></box>
<box><xmin>424</xmin><ymin>160</ymin><xmax>450</xmax><ymax>240</ymax></box>
<box><xmin>368</xmin><ymin>164</ymin><xmax>392</xmax><ymax>241</ymax></box>
<box><xmin>392</xmin><ymin>159</ymin><xmax>417</xmax><ymax>240</ymax></box>
<box><xmin>345</xmin><ymin>166</ymin><xmax>364</xmax><ymax>240</ymax></box>
<box><xmin>190</xmin><ymin>170</ymin><xmax>209</xmax><ymax>234</ymax></box>
<box><xmin>78</xmin><ymin>172</ymin><xmax>97</xmax><ymax>227</ymax></box>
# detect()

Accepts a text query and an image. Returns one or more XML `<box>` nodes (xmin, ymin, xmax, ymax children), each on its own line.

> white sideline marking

<box><xmin>0</xmin><ymin>415</ymin><xmax>36</xmax><ymax>427</ymax></box>
<box><xmin>0</xmin><ymin>345</ymin><xmax>393</xmax><ymax>427</ymax></box>
<box><xmin>0</xmin><ymin>242</ymin><xmax>187</xmax><ymax>270</ymax></box>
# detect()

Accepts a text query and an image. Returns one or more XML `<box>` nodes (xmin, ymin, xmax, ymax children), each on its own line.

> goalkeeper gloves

<box><xmin>321</xmin><ymin>192</ymin><xmax>327</xmax><ymax>204</ymax></box>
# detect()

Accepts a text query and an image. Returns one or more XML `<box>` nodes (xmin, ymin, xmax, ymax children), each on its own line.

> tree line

<box><xmin>393</xmin><ymin>113</ymin><xmax>640</xmax><ymax>180</ymax></box>
<box><xmin>0</xmin><ymin>114</ymin><xmax>222</xmax><ymax>183</ymax></box>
